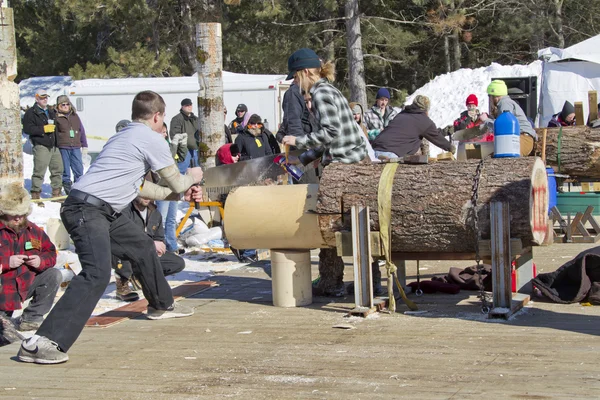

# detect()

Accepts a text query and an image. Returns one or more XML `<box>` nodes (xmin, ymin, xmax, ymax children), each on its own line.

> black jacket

<box><xmin>234</xmin><ymin>128</ymin><xmax>276</xmax><ymax>161</ymax></box>
<box><xmin>276</xmin><ymin>83</ymin><xmax>317</xmax><ymax>143</ymax></box>
<box><xmin>22</xmin><ymin>105</ymin><xmax>57</xmax><ymax>148</ymax></box>
<box><xmin>371</xmin><ymin>104</ymin><xmax>452</xmax><ymax>157</ymax></box>
<box><xmin>120</xmin><ymin>202</ymin><xmax>165</xmax><ymax>243</ymax></box>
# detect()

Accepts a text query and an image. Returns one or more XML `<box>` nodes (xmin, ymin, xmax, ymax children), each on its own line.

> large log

<box><xmin>534</xmin><ymin>126</ymin><xmax>600</xmax><ymax>178</ymax></box>
<box><xmin>316</xmin><ymin>157</ymin><xmax>548</xmax><ymax>253</ymax></box>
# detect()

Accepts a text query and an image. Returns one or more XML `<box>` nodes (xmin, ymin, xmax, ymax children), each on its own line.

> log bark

<box><xmin>196</xmin><ymin>23</ymin><xmax>225</xmax><ymax>168</ymax></box>
<box><xmin>534</xmin><ymin>126</ymin><xmax>600</xmax><ymax>178</ymax></box>
<box><xmin>0</xmin><ymin>6</ymin><xmax>23</xmax><ymax>184</ymax></box>
<box><xmin>316</xmin><ymin>157</ymin><xmax>548</xmax><ymax>253</ymax></box>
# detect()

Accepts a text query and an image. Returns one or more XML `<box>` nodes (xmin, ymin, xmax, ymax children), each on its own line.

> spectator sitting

<box><xmin>363</xmin><ymin>87</ymin><xmax>398</xmax><ymax>141</ymax></box>
<box><xmin>371</xmin><ymin>95</ymin><xmax>454</xmax><ymax>159</ymax></box>
<box><xmin>112</xmin><ymin>196</ymin><xmax>186</xmax><ymax>302</ymax></box>
<box><xmin>234</xmin><ymin>114</ymin><xmax>277</xmax><ymax>161</ymax></box>
<box><xmin>548</xmin><ymin>101</ymin><xmax>576</xmax><ymax>127</ymax></box>
<box><xmin>216</xmin><ymin>144</ymin><xmax>241</xmax><ymax>166</ymax></box>
<box><xmin>453</xmin><ymin>94</ymin><xmax>482</xmax><ymax>132</ymax></box>
<box><xmin>0</xmin><ymin>183</ymin><xmax>62</xmax><ymax>334</ymax></box>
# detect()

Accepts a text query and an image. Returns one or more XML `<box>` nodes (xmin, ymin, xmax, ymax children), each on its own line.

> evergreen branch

<box><xmin>363</xmin><ymin>15</ymin><xmax>430</xmax><ymax>26</ymax></box>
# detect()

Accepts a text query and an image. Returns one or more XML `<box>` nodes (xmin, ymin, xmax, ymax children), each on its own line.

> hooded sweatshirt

<box><xmin>371</xmin><ymin>104</ymin><xmax>452</xmax><ymax>157</ymax></box>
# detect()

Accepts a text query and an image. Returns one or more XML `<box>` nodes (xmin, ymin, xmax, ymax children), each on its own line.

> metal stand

<box><xmin>350</xmin><ymin>205</ymin><xmax>373</xmax><ymax>310</ymax></box>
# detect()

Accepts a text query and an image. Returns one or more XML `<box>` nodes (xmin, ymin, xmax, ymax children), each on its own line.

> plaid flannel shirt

<box><xmin>0</xmin><ymin>221</ymin><xmax>57</xmax><ymax>311</ymax></box>
<box><xmin>295</xmin><ymin>79</ymin><xmax>366</xmax><ymax>166</ymax></box>
<box><xmin>364</xmin><ymin>105</ymin><xmax>399</xmax><ymax>140</ymax></box>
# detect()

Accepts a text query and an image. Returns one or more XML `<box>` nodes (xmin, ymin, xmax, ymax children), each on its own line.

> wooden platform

<box><xmin>1</xmin><ymin>244</ymin><xmax>600</xmax><ymax>398</ymax></box>
<box><xmin>85</xmin><ymin>280</ymin><xmax>217</xmax><ymax>328</ymax></box>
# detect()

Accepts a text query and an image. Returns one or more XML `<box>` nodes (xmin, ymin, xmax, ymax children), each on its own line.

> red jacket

<box><xmin>0</xmin><ymin>221</ymin><xmax>57</xmax><ymax>311</ymax></box>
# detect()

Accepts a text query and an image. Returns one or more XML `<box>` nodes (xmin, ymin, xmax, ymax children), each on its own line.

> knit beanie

<box><xmin>487</xmin><ymin>80</ymin><xmax>508</xmax><ymax>96</ymax></box>
<box><xmin>115</xmin><ymin>119</ymin><xmax>131</xmax><ymax>133</ymax></box>
<box><xmin>0</xmin><ymin>183</ymin><xmax>32</xmax><ymax>216</ymax></box>
<box><xmin>559</xmin><ymin>101</ymin><xmax>575</xmax><ymax>121</ymax></box>
<box><xmin>247</xmin><ymin>114</ymin><xmax>262</xmax><ymax>125</ymax></box>
<box><xmin>466</xmin><ymin>94</ymin><xmax>478</xmax><ymax>106</ymax></box>
<box><xmin>376</xmin><ymin>88</ymin><xmax>391</xmax><ymax>100</ymax></box>
<box><xmin>413</xmin><ymin>95</ymin><xmax>431</xmax><ymax>111</ymax></box>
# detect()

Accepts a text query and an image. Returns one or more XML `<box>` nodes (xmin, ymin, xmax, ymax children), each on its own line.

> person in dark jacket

<box><xmin>372</xmin><ymin>95</ymin><xmax>454</xmax><ymax>159</ymax></box>
<box><xmin>54</xmin><ymin>95</ymin><xmax>88</xmax><ymax>195</ymax></box>
<box><xmin>453</xmin><ymin>94</ymin><xmax>482</xmax><ymax>132</ymax></box>
<box><xmin>223</xmin><ymin>106</ymin><xmax>233</xmax><ymax>143</ymax></box>
<box><xmin>234</xmin><ymin>114</ymin><xmax>277</xmax><ymax>160</ymax></box>
<box><xmin>0</xmin><ymin>183</ymin><xmax>61</xmax><ymax>335</ymax></box>
<box><xmin>170</xmin><ymin>98</ymin><xmax>199</xmax><ymax>168</ymax></box>
<box><xmin>22</xmin><ymin>89</ymin><xmax>64</xmax><ymax>200</ymax></box>
<box><xmin>228</xmin><ymin>104</ymin><xmax>248</xmax><ymax>134</ymax></box>
<box><xmin>112</xmin><ymin>197</ymin><xmax>186</xmax><ymax>301</ymax></box>
<box><xmin>548</xmin><ymin>100</ymin><xmax>576</xmax><ymax>127</ymax></box>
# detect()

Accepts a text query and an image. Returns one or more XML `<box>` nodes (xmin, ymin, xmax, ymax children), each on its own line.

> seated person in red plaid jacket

<box><xmin>0</xmin><ymin>183</ymin><xmax>61</xmax><ymax>337</ymax></box>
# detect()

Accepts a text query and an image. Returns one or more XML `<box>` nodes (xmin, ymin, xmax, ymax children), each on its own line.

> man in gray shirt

<box><xmin>17</xmin><ymin>91</ymin><xmax>204</xmax><ymax>365</ymax></box>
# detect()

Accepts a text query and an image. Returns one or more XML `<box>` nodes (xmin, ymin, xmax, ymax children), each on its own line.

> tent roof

<box><xmin>538</xmin><ymin>34</ymin><xmax>600</xmax><ymax>64</ymax></box>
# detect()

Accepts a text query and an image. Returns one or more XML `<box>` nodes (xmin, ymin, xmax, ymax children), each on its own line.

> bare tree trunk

<box><xmin>196</xmin><ymin>23</ymin><xmax>224</xmax><ymax>169</ymax></box>
<box><xmin>0</xmin><ymin>5</ymin><xmax>23</xmax><ymax>184</ymax></box>
<box><xmin>444</xmin><ymin>35</ymin><xmax>451</xmax><ymax>73</ymax></box>
<box><xmin>322</xmin><ymin>3</ymin><xmax>335</xmax><ymax>62</ymax></box>
<box><xmin>180</xmin><ymin>0</ymin><xmax>198</xmax><ymax>74</ymax></box>
<box><xmin>452</xmin><ymin>31</ymin><xmax>461</xmax><ymax>70</ymax></box>
<box><xmin>345</xmin><ymin>0</ymin><xmax>367</xmax><ymax>107</ymax></box>
<box><xmin>553</xmin><ymin>0</ymin><xmax>565</xmax><ymax>48</ymax></box>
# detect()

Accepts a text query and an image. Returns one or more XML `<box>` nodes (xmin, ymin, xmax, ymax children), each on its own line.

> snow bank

<box><xmin>405</xmin><ymin>61</ymin><xmax>543</xmax><ymax>156</ymax></box>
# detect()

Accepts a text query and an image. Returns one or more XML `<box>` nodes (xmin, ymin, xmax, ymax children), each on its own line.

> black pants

<box><xmin>37</xmin><ymin>197</ymin><xmax>174</xmax><ymax>352</ymax></box>
<box><xmin>113</xmin><ymin>251</ymin><xmax>185</xmax><ymax>280</ymax></box>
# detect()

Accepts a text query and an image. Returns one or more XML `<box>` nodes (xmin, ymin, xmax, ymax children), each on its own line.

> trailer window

<box><xmin>76</xmin><ymin>97</ymin><xmax>83</xmax><ymax>111</ymax></box>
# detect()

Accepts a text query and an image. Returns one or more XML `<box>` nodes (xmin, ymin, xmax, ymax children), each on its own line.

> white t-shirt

<box><xmin>73</xmin><ymin>122</ymin><xmax>174</xmax><ymax>212</ymax></box>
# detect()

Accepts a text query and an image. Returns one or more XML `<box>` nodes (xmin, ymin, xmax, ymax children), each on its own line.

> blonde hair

<box><xmin>295</xmin><ymin>61</ymin><xmax>336</xmax><ymax>94</ymax></box>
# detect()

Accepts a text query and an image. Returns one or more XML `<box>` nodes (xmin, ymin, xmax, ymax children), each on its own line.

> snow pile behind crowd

<box><xmin>405</xmin><ymin>61</ymin><xmax>543</xmax><ymax>156</ymax></box>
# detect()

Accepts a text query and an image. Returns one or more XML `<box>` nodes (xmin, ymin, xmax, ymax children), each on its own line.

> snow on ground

<box><xmin>405</xmin><ymin>61</ymin><xmax>543</xmax><ymax>157</ymax></box>
<box><xmin>21</xmin><ymin>152</ymin><xmax>248</xmax><ymax>316</ymax></box>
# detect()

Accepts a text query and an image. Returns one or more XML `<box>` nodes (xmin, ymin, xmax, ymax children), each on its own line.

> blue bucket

<box><xmin>547</xmin><ymin>167</ymin><xmax>557</xmax><ymax>214</ymax></box>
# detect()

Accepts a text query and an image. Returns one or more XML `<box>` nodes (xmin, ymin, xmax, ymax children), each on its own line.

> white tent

<box><xmin>538</xmin><ymin>34</ymin><xmax>600</xmax><ymax>127</ymax></box>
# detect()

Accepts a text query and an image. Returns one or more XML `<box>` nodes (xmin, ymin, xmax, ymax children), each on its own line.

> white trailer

<box><xmin>64</xmin><ymin>72</ymin><xmax>290</xmax><ymax>152</ymax></box>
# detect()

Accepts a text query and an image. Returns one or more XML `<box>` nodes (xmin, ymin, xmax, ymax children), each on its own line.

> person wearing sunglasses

<box><xmin>54</xmin><ymin>95</ymin><xmax>88</xmax><ymax>195</ymax></box>
<box><xmin>234</xmin><ymin>114</ymin><xmax>280</xmax><ymax>161</ymax></box>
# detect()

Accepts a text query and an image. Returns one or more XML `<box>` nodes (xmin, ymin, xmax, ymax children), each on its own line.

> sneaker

<box><xmin>17</xmin><ymin>319</ymin><xmax>41</xmax><ymax>332</ymax></box>
<box><xmin>146</xmin><ymin>302</ymin><xmax>194</xmax><ymax>320</ymax></box>
<box><xmin>17</xmin><ymin>336</ymin><xmax>69</xmax><ymax>364</ymax></box>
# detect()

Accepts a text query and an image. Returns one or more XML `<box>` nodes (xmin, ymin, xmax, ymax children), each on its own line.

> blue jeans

<box><xmin>59</xmin><ymin>148</ymin><xmax>83</xmax><ymax>189</ymax></box>
<box><xmin>374</xmin><ymin>150</ymin><xmax>399</xmax><ymax>159</ymax></box>
<box><xmin>155</xmin><ymin>200</ymin><xmax>179</xmax><ymax>252</ymax></box>
<box><xmin>178</xmin><ymin>149</ymin><xmax>198</xmax><ymax>172</ymax></box>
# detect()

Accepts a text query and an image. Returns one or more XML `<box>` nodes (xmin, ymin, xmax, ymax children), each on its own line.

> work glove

<box><xmin>367</xmin><ymin>129</ymin><xmax>380</xmax><ymax>141</ymax></box>
<box><xmin>82</xmin><ymin>147</ymin><xmax>88</xmax><ymax>156</ymax></box>
<box><xmin>442</xmin><ymin>126</ymin><xmax>453</xmax><ymax>136</ymax></box>
<box><xmin>43</xmin><ymin>124</ymin><xmax>55</xmax><ymax>133</ymax></box>
<box><xmin>449</xmin><ymin>144</ymin><xmax>457</xmax><ymax>154</ymax></box>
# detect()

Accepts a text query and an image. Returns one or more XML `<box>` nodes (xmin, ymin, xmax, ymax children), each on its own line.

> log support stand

<box><xmin>350</xmin><ymin>205</ymin><xmax>374</xmax><ymax>311</ymax></box>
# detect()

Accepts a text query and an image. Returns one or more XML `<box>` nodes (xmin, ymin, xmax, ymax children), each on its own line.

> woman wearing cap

<box><xmin>479</xmin><ymin>80</ymin><xmax>537</xmax><ymax>156</ymax></box>
<box><xmin>453</xmin><ymin>94</ymin><xmax>482</xmax><ymax>132</ymax></box>
<box><xmin>281</xmin><ymin>48</ymin><xmax>367</xmax><ymax>297</ymax></box>
<box><xmin>281</xmin><ymin>49</ymin><xmax>366</xmax><ymax>166</ymax></box>
<box><xmin>55</xmin><ymin>95</ymin><xmax>88</xmax><ymax>195</ymax></box>
<box><xmin>363</xmin><ymin>87</ymin><xmax>398</xmax><ymax>141</ymax></box>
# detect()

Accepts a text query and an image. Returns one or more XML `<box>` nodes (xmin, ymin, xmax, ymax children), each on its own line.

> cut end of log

<box><xmin>529</xmin><ymin>157</ymin><xmax>549</xmax><ymax>245</ymax></box>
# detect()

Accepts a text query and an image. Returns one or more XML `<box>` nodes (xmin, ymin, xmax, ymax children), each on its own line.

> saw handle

<box><xmin>189</xmin><ymin>157</ymin><xmax>201</xmax><ymax>210</ymax></box>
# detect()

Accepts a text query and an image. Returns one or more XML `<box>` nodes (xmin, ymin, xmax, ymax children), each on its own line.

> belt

<box><xmin>69</xmin><ymin>189</ymin><xmax>117</xmax><ymax>215</ymax></box>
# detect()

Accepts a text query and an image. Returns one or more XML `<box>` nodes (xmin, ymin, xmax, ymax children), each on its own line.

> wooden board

<box><xmin>85</xmin><ymin>280</ymin><xmax>217</xmax><ymax>328</ymax></box>
<box><xmin>588</xmin><ymin>91</ymin><xmax>598</xmax><ymax>125</ymax></box>
<box><xmin>575</xmin><ymin>101</ymin><xmax>584</xmax><ymax>126</ymax></box>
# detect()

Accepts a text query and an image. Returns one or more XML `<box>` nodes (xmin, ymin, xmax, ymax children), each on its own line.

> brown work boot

<box><xmin>51</xmin><ymin>187</ymin><xmax>63</xmax><ymax>199</ymax></box>
<box><xmin>115</xmin><ymin>277</ymin><xmax>139</xmax><ymax>302</ymax></box>
<box><xmin>30</xmin><ymin>191</ymin><xmax>44</xmax><ymax>208</ymax></box>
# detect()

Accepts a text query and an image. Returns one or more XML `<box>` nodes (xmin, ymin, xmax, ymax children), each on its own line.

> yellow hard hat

<box><xmin>487</xmin><ymin>80</ymin><xmax>508</xmax><ymax>96</ymax></box>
